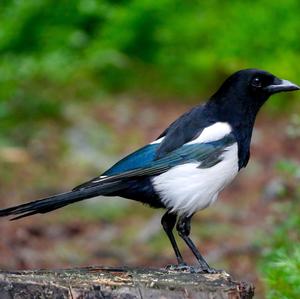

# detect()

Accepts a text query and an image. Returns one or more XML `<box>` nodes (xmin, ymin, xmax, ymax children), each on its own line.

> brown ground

<box><xmin>0</xmin><ymin>99</ymin><xmax>299</xmax><ymax>298</ymax></box>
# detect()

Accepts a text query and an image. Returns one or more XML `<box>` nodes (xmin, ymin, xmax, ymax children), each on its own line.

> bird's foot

<box><xmin>166</xmin><ymin>263</ymin><xmax>223</xmax><ymax>274</ymax></box>
<box><xmin>193</xmin><ymin>266</ymin><xmax>222</xmax><ymax>274</ymax></box>
<box><xmin>165</xmin><ymin>263</ymin><xmax>195</xmax><ymax>272</ymax></box>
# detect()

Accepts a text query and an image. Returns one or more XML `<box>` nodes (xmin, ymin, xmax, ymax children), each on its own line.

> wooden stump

<box><xmin>0</xmin><ymin>266</ymin><xmax>254</xmax><ymax>299</ymax></box>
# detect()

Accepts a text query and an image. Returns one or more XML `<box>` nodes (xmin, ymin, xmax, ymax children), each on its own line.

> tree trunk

<box><xmin>0</xmin><ymin>266</ymin><xmax>254</xmax><ymax>299</ymax></box>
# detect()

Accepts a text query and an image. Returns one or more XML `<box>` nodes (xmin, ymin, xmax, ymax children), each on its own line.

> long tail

<box><xmin>0</xmin><ymin>182</ymin><xmax>122</xmax><ymax>220</ymax></box>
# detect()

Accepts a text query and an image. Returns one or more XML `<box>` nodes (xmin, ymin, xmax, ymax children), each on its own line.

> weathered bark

<box><xmin>0</xmin><ymin>266</ymin><xmax>254</xmax><ymax>299</ymax></box>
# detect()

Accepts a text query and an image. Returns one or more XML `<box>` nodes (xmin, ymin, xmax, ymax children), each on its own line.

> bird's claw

<box><xmin>196</xmin><ymin>267</ymin><xmax>221</xmax><ymax>274</ymax></box>
<box><xmin>165</xmin><ymin>263</ymin><xmax>194</xmax><ymax>272</ymax></box>
<box><xmin>166</xmin><ymin>263</ymin><xmax>222</xmax><ymax>274</ymax></box>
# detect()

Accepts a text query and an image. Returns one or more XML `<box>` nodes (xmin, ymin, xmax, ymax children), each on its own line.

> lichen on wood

<box><xmin>0</xmin><ymin>266</ymin><xmax>254</xmax><ymax>299</ymax></box>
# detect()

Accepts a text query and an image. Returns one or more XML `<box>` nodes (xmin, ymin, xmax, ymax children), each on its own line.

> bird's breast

<box><xmin>151</xmin><ymin>142</ymin><xmax>239</xmax><ymax>216</ymax></box>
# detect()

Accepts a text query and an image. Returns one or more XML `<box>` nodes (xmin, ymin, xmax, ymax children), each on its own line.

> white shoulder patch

<box><xmin>150</xmin><ymin>137</ymin><xmax>165</xmax><ymax>144</ymax></box>
<box><xmin>188</xmin><ymin>122</ymin><xmax>232</xmax><ymax>144</ymax></box>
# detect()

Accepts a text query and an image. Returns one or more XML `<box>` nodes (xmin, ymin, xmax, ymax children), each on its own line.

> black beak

<box><xmin>265</xmin><ymin>78</ymin><xmax>300</xmax><ymax>94</ymax></box>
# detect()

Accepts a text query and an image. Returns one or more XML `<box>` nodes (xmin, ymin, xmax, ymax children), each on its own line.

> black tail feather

<box><xmin>0</xmin><ymin>182</ymin><xmax>124</xmax><ymax>220</ymax></box>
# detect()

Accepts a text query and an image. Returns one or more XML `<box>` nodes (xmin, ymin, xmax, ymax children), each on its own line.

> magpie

<box><xmin>0</xmin><ymin>69</ymin><xmax>299</xmax><ymax>273</ymax></box>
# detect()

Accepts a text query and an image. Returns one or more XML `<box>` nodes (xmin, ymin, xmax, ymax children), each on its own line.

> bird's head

<box><xmin>211</xmin><ymin>68</ymin><xmax>299</xmax><ymax>117</ymax></box>
<box><xmin>238</xmin><ymin>68</ymin><xmax>299</xmax><ymax>95</ymax></box>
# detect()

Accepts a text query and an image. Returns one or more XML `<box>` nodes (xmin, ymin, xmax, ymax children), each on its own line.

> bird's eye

<box><xmin>251</xmin><ymin>77</ymin><xmax>262</xmax><ymax>88</ymax></box>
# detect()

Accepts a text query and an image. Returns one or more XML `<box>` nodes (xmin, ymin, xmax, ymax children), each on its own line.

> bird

<box><xmin>0</xmin><ymin>69</ymin><xmax>299</xmax><ymax>273</ymax></box>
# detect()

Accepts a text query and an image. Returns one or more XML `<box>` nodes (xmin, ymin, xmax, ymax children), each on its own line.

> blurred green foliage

<box><xmin>0</xmin><ymin>2</ymin><xmax>300</xmax><ymax>295</ymax></box>
<box><xmin>260</xmin><ymin>160</ymin><xmax>300</xmax><ymax>298</ymax></box>
<box><xmin>263</xmin><ymin>248</ymin><xmax>300</xmax><ymax>299</ymax></box>
<box><xmin>1</xmin><ymin>0</ymin><xmax>300</xmax><ymax>145</ymax></box>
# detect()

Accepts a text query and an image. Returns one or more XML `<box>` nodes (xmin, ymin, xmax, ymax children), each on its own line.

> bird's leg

<box><xmin>176</xmin><ymin>215</ymin><xmax>215</xmax><ymax>273</ymax></box>
<box><xmin>161</xmin><ymin>211</ymin><xmax>186</xmax><ymax>268</ymax></box>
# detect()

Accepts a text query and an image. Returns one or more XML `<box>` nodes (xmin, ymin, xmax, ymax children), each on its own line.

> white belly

<box><xmin>152</xmin><ymin>143</ymin><xmax>239</xmax><ymax>216</ymax></box>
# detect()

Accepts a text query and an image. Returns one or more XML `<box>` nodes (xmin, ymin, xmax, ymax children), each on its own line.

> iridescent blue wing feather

<box><xmin>73</xmin><ymin>133</ymin><xmax>236</xmax><ymax>191</ymax></box>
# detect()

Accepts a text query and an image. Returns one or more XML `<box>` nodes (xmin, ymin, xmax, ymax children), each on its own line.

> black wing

<box><xmin>155</xmin><ymin>104</ymin><xmax>216</xmax><ymax>159</ymax></box>
<box><xmin>73</xmin><ymin>133</ymin><xmax>236</xmax><ymax>191</ymax></box>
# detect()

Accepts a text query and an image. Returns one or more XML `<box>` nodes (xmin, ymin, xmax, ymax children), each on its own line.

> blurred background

<box><xmin>0</xmin><ymin>1</ymin><xmax>300</xmax><ymax>298</ymax></box>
